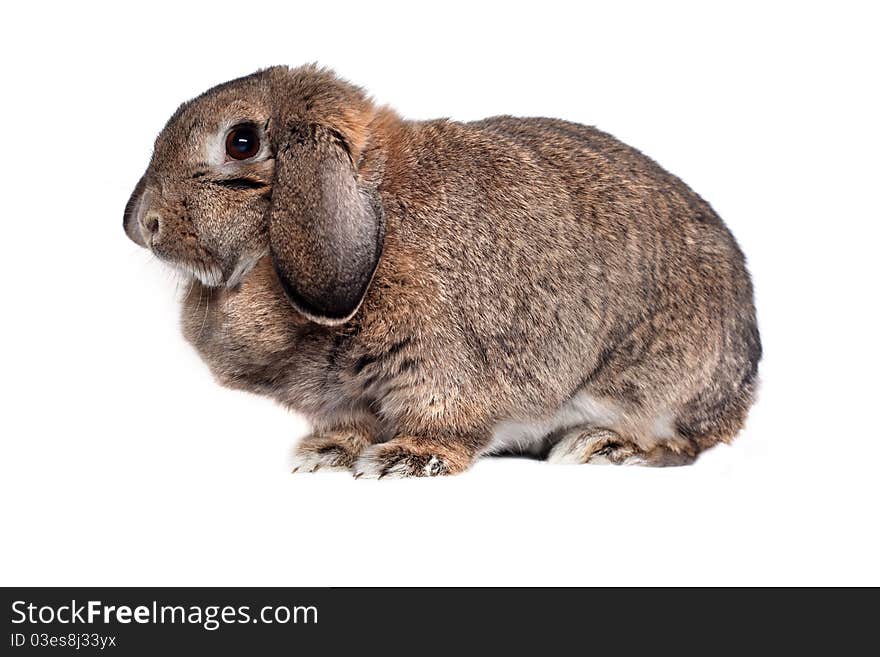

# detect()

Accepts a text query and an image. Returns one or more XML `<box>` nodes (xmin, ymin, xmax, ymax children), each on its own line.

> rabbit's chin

<box><xmin>161</xmin><ymin>251</ymin><xmax>264</xmax><ymax>289</ymax></box>
<box><xmin>162</xmin><ymin>258</ymin><xmax>224</xmax><ymax>288</ymax></box>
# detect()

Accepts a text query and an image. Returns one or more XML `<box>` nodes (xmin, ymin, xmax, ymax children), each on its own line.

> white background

<box><xmin>1</xmin><ymin>1</ymin><xmax>878</xmax><ymax>586</ymax></box>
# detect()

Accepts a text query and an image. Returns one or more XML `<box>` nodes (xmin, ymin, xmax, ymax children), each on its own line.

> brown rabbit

<box><xmin>123</xmin><ymin>64</ymin><xmax>761</xmax><ymax>477</ymax></box>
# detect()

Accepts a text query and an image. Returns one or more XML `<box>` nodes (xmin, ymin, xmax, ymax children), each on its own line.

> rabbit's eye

<box><xmin>225</xmin><ymin>125</ymin><xmax>260</xmax><ymax>161</ymax></box>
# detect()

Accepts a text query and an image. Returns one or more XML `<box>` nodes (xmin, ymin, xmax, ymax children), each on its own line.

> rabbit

<box><xmin>123</xmin><ymin>64</ymin><xmax>761</xmax><ymax>477</ymax></box>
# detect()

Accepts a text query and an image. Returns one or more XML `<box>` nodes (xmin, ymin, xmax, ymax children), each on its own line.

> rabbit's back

<box><xmin>369</xmin><ymin>115</ymin><xmax>760</xmax><ymax>455</ymax></box>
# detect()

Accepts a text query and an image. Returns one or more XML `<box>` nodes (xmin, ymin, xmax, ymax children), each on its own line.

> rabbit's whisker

<box><xmin>197</xmin><ymin>283</ymin><xmax>210</xmax><ymax>341</ymax></box>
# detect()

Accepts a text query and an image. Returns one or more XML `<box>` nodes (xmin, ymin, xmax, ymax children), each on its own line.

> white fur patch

<box><xmin>651</xmin><ymin>411</ymin><xmax>677</xmax><ymax>440</ymax></box>
<box><xmin>485</xmin><ymin>392</ymin><xmax>679</xmax><ymax>457</ymax></box>
<box><xmin>168</xmin><ymin>261</ymin><xmax>223</xmax><ymax>287</ymax></box>
<box><xmin>484</xmin><ymin>392</ymin><xmax>625</xmax><ymax>456</ymax></box>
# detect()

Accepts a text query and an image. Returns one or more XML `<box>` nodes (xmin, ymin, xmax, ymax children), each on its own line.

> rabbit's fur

<box><xmin>124</xmin><ymin>65</ymin><xmax>761</xmax><ymax>477</ymax></box>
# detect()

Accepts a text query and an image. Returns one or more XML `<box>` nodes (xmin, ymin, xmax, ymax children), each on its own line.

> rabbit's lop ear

<box><xmin>269</xmin><ymin>122</ymin><xmax>383</xmax><ymax>325</ymax></box>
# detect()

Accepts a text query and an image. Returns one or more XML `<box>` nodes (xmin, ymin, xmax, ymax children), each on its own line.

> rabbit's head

<box><xmin>123</xmin><ymin>65</ymin><xmax>383</xmax><ymax>325</ymax></box>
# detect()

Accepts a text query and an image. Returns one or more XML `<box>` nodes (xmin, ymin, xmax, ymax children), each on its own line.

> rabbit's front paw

<box><xmin>291</xmin><ymin>430</ymin><xmax>371</xmax><ymax>473</ymax></box>
<box><xmin>352</xmin><ymin>438</ymin><xmax>470</xmax><ymax>479</ymax></box>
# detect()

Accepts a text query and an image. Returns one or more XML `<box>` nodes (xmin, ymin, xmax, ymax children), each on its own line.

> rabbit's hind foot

<box><xmin>546</xmin><ymin>427</ymin><xmax>696</xmax><ymax>467</ymax></box>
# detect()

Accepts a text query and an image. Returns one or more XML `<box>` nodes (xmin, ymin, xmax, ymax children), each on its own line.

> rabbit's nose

<box><xmin>141</xmin><ymin>211</ymin><xmax>161</xmax><ymax>238</ymax></box>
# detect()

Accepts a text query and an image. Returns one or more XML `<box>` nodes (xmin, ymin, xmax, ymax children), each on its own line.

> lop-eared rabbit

<box><xmin>124</xmin><ymin>65</ymin><xmax>761</xmax><ymax>477</ymax></box>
